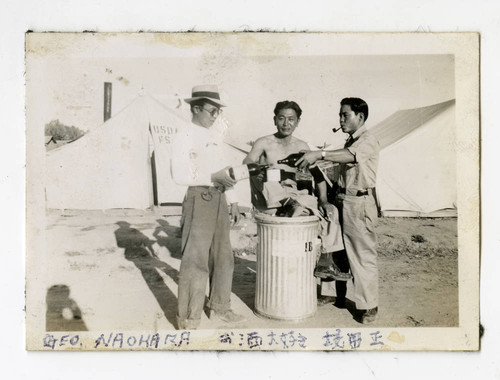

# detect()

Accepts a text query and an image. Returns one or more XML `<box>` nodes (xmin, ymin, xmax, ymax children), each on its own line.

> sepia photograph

<box><xmin>25</xmin><ymin>32</ymin><xmax>479</xmax><ymax>351</ymax></box>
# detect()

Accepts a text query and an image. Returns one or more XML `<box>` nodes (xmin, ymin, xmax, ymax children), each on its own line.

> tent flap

<box><xmin>372</xmin><ymin>100</ymin><xmax>457</xmax><ymax>217</ymax></box>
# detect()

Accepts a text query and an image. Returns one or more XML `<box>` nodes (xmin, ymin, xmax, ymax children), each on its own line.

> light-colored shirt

<box><xmin>171</xmin><ymin>121</ymin><xmax>236</xmax><ymax>203</ymax></box>
<box><xmin>338</xmin><ymin>125</ymin><xmax>380</xmax><ymax>191</ymax></box>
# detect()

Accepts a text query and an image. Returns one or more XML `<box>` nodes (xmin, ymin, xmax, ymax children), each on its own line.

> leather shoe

<box><xmin>357</xmin><ymin>307</ymin><xmax>378</xmax><ymax>324</ymax></box>
<box><xmin>314</xmin><ymin>263</ymin><xmax>352</xmax><ymax>281</ymax></box>
<box><xmin>317</xmin><ymin>295</ymin><xmax>335</xmax><ymax>306</ymax></box>
<box><xmin>208</xmin><ymin>309</ymin><xmax>246</xmax><ymax>323</ymax></box>
<box><xmin>176</xmin><ymin>315</ymin><xmax>199</xmax><ymax>330</ymax></box>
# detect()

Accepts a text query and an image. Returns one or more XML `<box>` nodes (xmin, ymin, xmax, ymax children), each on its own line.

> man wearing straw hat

<box><xmin>171</xmin><ymin>84</ymin><xmax>245</xmax><ymax>330</ymax></box>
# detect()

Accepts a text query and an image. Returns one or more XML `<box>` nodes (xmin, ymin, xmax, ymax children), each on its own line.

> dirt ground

<box><xmin>43</xmin><ymin>208</ymin><xmax>458</xmax><ymax>332</ymax></box>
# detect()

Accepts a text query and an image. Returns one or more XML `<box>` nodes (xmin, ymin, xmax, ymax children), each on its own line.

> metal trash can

<box><xmin>254</xmin><ymin>213</ymin><xmax>319</xmax><ymax>321</ymax></box>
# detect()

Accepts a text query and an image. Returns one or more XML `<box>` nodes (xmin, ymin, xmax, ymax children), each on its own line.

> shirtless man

<box><xmin>244</xmin><ymin>100</ymin><xmax>308</xmax><ymax>173</ymax></box>
<box><xmin>243</xmin><ymin>101</ymin><xmax>310</xmax><ymax>213</ymax></box>
<box><xmin>244</xmin><ymin>100</ymin><xmax>351</xmax><ymax>281</ymax></box>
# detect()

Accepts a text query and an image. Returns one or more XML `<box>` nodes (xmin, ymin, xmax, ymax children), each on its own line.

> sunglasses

<box><xmin>201</xmin><ymin>107</ymin><xmax>222</xmax><ymax>117</ymax></box>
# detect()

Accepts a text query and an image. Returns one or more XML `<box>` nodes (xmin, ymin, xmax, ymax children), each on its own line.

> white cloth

<box><xmin>171</xmin><ymin>122</ymin><xmax>236</xmax><ymax>204</ymax></box>
<box><xmin>261</xmin><ymin>182</ymin><xmax>344</xmax><ymax>252</ymax></box>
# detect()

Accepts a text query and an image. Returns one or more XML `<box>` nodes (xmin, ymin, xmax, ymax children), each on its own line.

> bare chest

<box><xmin>263</xmin><ymin>141</ymin><xmax>305</xmax><ymax>164</ymax></box>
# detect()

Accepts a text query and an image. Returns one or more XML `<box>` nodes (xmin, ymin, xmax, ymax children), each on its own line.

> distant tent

<box><xmin>371</xmin><ymin>99</ymin><xmax>457</xmax><ymax>217</ymax></box>
<box><xmin>45</xmin><ymin>94</ymin><xmax>251</xmax><ymax>210</ymax></box>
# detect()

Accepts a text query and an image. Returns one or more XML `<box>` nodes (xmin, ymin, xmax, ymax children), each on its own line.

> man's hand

<box><xmin>211</xmin><ymin>167</ymin><xmax>237</xmax><ymax>188</ymax></box>
<box><xmin>319</xmin><ymin>201</ymin><xmax>337</xmax><ymax>221</ymax></box>
<box><xmin>296</xmin><ymin>150</ymin><xmax>322</xmax><ymax>170</ymax></box>
<box><xmin>230</xmin><ymin>203</ymin><xmax>241</xmax><ymax>225</ymax></box>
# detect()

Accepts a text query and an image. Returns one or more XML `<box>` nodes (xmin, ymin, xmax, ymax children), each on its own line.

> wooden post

<box><xmin>104</xmin><ymin>82</ymin><xmax>112</xmax><ymax>122</ymax></box>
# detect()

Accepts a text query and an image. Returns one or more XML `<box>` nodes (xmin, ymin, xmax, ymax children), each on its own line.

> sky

<box><xmin>27</xmin><ymin>33</ymin><xmax>455</xmax><ymax>149</ymax></box>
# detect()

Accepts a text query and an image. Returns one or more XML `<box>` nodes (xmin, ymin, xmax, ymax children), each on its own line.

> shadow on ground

<box><xmin>114</xmin><ymin>221</ymin><xmax>180</xmax><ymax>327</ymax></box>
<box><xmin>46</xmin><ymin>284</ymin><xmax>88</xmax><ymax>331</ymax></box>
<box><xmin>153</xmin><ymin>218</ymin><xmax>258</xmax><ymax>313</ymax></box>
<box><xmin>153</xmin><ymin>219</ymin><xmax>182</xmax><ymax>260</ymax></box>
<box><xmin>232</xmin><ymin>256</ymin><xmax>257</xmax><ymax>310</ymax></box>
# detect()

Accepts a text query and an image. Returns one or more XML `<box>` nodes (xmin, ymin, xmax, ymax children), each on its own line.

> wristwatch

<box><xmin>321</xmin><ymin>150</ymin><xmax>326</xmax><ymax>159</ymax></box>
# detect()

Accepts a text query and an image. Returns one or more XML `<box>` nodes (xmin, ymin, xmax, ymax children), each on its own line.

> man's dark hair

<box><xmin>340</xmin><ymin>97</ymin><xmax>369</xmax><ymax>122</ymax></box>
<box><xmin>273</xmin><ymin>100</ymin><xmax>302</xmax><ymax>119</ymax></box>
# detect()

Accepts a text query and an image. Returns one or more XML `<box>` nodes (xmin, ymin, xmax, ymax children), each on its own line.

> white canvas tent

<box><xmin>45</xmin><ymin>94</ymin><xmax>251</xmax><ymax>210</ymax></box>
<box><xmin>371</xmin><ymin>99</ymin><xmax>457</xmax><ymax>217</ymax></box>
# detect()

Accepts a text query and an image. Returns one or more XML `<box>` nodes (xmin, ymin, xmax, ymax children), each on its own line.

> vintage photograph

<box><xmin>25</xmin><ymin>32</ymin><xmax>479</xmax><ymax>351</ymax></box>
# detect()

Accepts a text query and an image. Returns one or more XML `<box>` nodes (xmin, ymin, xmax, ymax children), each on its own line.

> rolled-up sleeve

<box><xmin>347</xmin><ymin>134</ymin><xmax>380</xmax><ymax>164</ymax></box>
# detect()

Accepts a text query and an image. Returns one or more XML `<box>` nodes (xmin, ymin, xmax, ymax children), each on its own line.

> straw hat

<box><xmin>184</xmin><ymin>84</ymin><xmax>226</xmax><ymax>107</ymax></box>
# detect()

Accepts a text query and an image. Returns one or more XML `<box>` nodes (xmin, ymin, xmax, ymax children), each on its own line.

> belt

<box><xmin>338</xmin><ymin>188</ymin><xmax>372</xmax><ymax>197</ymax></box>
<box><xmin>189</xmin><ymin>185</ymin><xmax>225</xmax><ymax>193</ymax></box>
<box><xmin>188</xmin><ymin>185</ymin><xmax>225</xmax><ymax>202</ymax></box>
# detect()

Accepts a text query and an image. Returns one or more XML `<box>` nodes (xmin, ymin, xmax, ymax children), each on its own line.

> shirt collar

<box><xmin>350</xmin><ymin>125</ymin><xmax>367</xmax><ymax>140</ymax></box>
<box><xmin>190</xmin><ymin>122</ymin><xmax>212</xmax><ymax>135</ymax></box>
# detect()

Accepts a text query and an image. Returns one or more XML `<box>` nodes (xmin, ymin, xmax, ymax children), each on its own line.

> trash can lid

<box><xmin>255</xmin><ymin>212</ymin><xmax>319</xmax><ymax>225</ymax></box>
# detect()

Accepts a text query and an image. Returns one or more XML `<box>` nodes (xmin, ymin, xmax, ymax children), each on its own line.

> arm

<box><xmin>323</xmin><ymin>149</ymin><xmax>356</xmax><ymax>163</ymax></box>
<box><xmin>316</xmin><ymin>181</ymin><xmax>328</xmax><ymax>204</ymax></box>
<box><xmin>229</xmin><ymin>202</ymin><xmax>241</xmax><ymax>225</ymax></box>
<box><xmin>243</xmin><ymin>138</ymin><xmax>267</xmax><ymax>164</ymax></box>
<box><xmin>316</xmin><ymin>179</ymin><xmax>336</xmax><ymax>219</ymax></box>
<box><xmin>300</xmin><ymin>140</ymin><xmax>311</xmax><ymax>152</ymax></box>
<box><xmin>296</xmin><ymin>149</ymin><xmax>355</xmax><ymax>170</ymax></box>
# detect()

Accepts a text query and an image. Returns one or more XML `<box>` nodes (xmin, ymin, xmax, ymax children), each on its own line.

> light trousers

<box><xmin>336</xmin><ymin>194</ymin><xmax>378</xmax><ymax>310</ymax></box>
<box><xmin>177</xmin><ymin>187</ymin><xmax>234</xmax><ymax>329</ymax></box>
